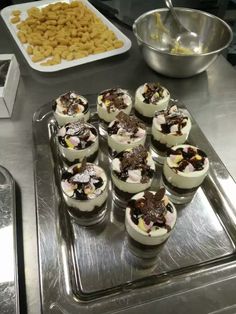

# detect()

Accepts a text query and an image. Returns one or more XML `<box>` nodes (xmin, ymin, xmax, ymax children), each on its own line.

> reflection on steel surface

<box><xmin>33</xmin><ymin>96</ymin><xmax>236</xmax><ymax>313</ymax></box>
<box><xmin>0</xmin><ymin>166</ymin><xmax>19</xmax><ymax>314</ymax></box>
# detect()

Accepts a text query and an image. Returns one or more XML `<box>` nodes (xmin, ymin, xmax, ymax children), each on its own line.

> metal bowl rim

<box><xmin>133</xmin><ymin>7</ymin><xmax>233</xmax><ymax>57</ymax></box>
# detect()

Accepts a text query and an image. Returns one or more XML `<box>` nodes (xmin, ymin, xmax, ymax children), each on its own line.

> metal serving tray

<box><xmin>33</xmin><ymin>95</ymin><xmax>236</xmax><ymax>314</ymax></box>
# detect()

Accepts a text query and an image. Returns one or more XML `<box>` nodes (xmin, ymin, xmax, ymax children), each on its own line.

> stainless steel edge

<box><xmin>0</xmin><ymin>166</ymin><xmax>19</xmax><ymax>314</ymax></box>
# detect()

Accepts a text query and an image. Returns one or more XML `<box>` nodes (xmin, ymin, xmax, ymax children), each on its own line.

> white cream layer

<box><xmin>134</xmin><ymin>84</ymin><xmax>170</xmax><ymax>118</ymax></box>
<box><xmin>163</xmin><ymin>144</ymin><xmax>209</xmax><ymax>189</ymax></box>
<box><xmin>58</xmin><ymin>136</ymin><xmax>99</xmax><ymax>162</ymax></box>
<box><xmin>108</xmin><ymin>127</ymin><xmax>146</xmax><ymax>154</ymax></box>
<box><xmin>125</xmin><ymin>191</ymin><xmax>177</xmax><ymax>245</ymax></box>
<box><xmin>54</xmin><ymin>110</ymin><xmax>90</xmax><ymax>127</ymax></box>
<box><xmin>97</xmin><ymin>90</ymin><xmax>132</xmax><ymax>123</ymax></box>
<box><xmin>111</xmin><ymin>153</ymin><xmax>155</xmax><ymax>193</ymax></box>
<box><xmin>61</xmin><ymin>164</ymin><xmax>108</xmax><ymax>212</ymax></box>
<box><xmin>152</xmin><ymin>115</ymin><xmax>191</xmax><ymax>148</ymax></box>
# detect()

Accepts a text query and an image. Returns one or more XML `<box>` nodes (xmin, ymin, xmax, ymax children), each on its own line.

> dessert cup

<box><xmin>162</xmin><ymin>144</ymin><xmax>209</xmax><ymax>204</ymax></box>
<box><xmin>61</xmin><ymin>161</ymin><xmax>108</xmax><ymax>226</ymax></box>
<box><xmin>107</xmin><ymin>112</ymin><xmax>147</xmax><ymax>158</ymax></box>
<box><xmin>111</xmin><ymin>145</ymin><xmax>155</xmax><ymax>208</ymax></box>
<box><xmin>97</xmin><ymin>88</ymin><xmax>132</xmax><ymax>136</ymax></box>
<box><xmin>125</xmin><ymin>188</ymin><xmax>177</xmax><ymax>258</ymax></box>
<box><xmin>151</xmin><ymin>104</ymin><xmax>191</xmax><ymax>164</ymax></box>
<box><xmin>53</xmin><ymin>91</ymin><xmax>90</xmax><ymax>126</ymax></box>
<box><xmin>134</xmin><ymin>83</ymin><xmax>170</xmax><ymax>125</ymax></box>
<box><xmin>57</xmin><ymin>121</ymin><xmax>98</xmax><ymax>166</ymax></box>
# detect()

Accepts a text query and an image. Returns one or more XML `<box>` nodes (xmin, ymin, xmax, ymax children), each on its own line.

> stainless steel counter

<box><xmin>0</xmin><ymin>11</ymin><xmax>236</xmax><ymax>314</ymax></box>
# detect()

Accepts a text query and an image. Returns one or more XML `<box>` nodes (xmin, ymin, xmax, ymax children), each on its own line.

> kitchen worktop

<box><xmin>0</xmin><ymin>6</ymin><xmax>236</xmax><ymax>313</ymax></box>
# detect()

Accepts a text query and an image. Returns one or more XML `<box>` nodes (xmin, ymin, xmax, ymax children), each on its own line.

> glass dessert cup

<box><xmin>134</xmin><ymin>83</ymin><xmax>170</xmax><ymax>126</ymax></box>
<box><xmin>111</xmin><ymin>146</ymin><xmax>155</xmax><ymax>209</ymax></box>
<box><xmin>53</xmin><ymin>91</ymin><xmax>90</xmax><ymax>126</ymax></box>
<box><xmin>97</xmin><ymin>88</ymin><xmax>133</xmax><ymax>137</ymax></box>
<box><xmin>162</xmin><ymin>144</ymin><xmax>209</xmax><ymax>204</ymax></box>
<box><xmin>125</xmin><ymin>190</ymin><xmax>177</xmax><ymax>259</ymax></box>
<box><xmin>107</xmin><ymin>112</ymin><xmax>147</xmax><ymax>159</ymax></box>
<box><xmin>61</xmin><ymin>163</ymin><xmax>108</xmax><ymax>226</ymax></box>
<box><xmin>57</xmin><ymin>122</ymin><xmax>99</xmax><ymax>167</ymax></box>
<box><xmin>150</xmin><ymin>104</ymin><xmax>192</xmax><ymax>165</ymax></box>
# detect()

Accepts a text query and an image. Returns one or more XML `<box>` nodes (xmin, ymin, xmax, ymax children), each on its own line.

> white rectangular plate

<box><xmin>1</xmin><ymin>0</ymin><xmax>132</xmax><ymax>72</ymax></box>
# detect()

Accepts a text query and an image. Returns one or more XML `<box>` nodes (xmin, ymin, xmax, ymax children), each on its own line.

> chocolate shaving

<box><xmin>58</xmin><ymin>121</ymin><xmax>97</xmax><ymax>150</ymax></box>
<box><xmin>178</xmin><ymin>160</ymin><xmax>190</xmax><ymax>172</ymax></box>
<box><xmin>142</xmin><ymin>83</ymin><xmax>165</xmax><ymax>104</ymax></box>
<box><xmin>99</xmin><ymin>88</ymin><xmax>129</xmax><ymax>113</ymax></box>
<box><xmin>169</xmin><ymin>146</ymin><xmax>207</xmax><ymax>172</ymax></box>
<box><xmin>114</xmin><ymin>145</ymin><xmax>154</xmax><ymax>183</ymax></box>
<box><xmin>54</xmin><ymin>91</ymin><xmax>88</xmax><ymax>115</ymax></box>
<box><xmin>78</xmin><ymin>158</ymin><xmax>87</xmax><ymax>173</ymax></box>
<box><xmin>108</xmin><ymin>112</ymin><xmax>146</xmax><ymax>136</ymax></box>
<box><xmin>156</xmin><ymin>105</ymin><xmax>188</xmax><ymax>134</ymax></box>
<box><xmin>140</xmin><ymin>189</ymin><xmax>167</xmax><ymax>225</ymax></box>
<box><xmin>130</xmin><ymin>188</ymin><xmax>172</xmax><ymax>232</ymax></box>
<box><xmin>120</xmin><ymin>145</ymin><xmax>148</xmax><ymax>171</ymax></box>
<box><xmin>64</xmin><ymin>161</ymin><xmax>104</xmax><ymax>200</ymax></box>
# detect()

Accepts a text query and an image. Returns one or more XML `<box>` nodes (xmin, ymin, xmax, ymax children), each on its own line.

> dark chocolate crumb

<box><xmin>107</xmin><ymin>111</ymin><xmax>146</xmax><ymax>137</ymax></box>
<box><xmin>99</xmin><ymin>88</ymin><xmax>130</xmax><ymax>113</ymax></box>
<box><xmin>53</xmin><ymin>91</ymin><xmax>88</xmax><ymax>115</ymax></box>
<box><xmin>142</xmin><ymin>83</ymin><xmax>165</xmax><ymax>104</ymax></box>
<box><xmin>168</xmin><ymin>146</ymin><xmax>207</xmax><ymax>172</ymax></box>
<box><xmin>155</xmin><ymin>105</ymin><xmax>189</xmax><ymax>135</ymax></box>
<box><xmin>129</xmin><ymin>189</ymin><xmax>173</xmax><ymax>232</ymax></box>
<box><xmin>113</xmin><ymin>145</ymin><xmax>154</xmax><ymax>182</ymax></box>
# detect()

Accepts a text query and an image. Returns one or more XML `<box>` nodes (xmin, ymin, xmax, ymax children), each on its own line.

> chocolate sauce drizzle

<box><xmin>129</xmin><ymin>188</ymin><xmax>173</xmax><ymax>233</ymax></box>
<box><xmin>58</xmin><ymin>121</ymin><xmax>97</xmax><ymax>149</ymax></box>
<box><xmin>142</xmin><ymin>83</ymin><xmax>166</xmax><ymax>104</ymax></box>
<box><xmin>62</xmin><ymin>160</ymin><xmax>104</xmax><ymax>200</ymax></box>
<box><xmin>114</xmin><ymin>145</ymin><xmax>154</xmax><ymax>183</ymax></box>
<box><xmin>155</xmin><ymin>105</ymin><xmax>188</xmax><ymax>134</ymax></box>
<box><xmin>99</xmin><ymin>88</ymin><xmax>130</xmax><ymax>113</ymax></box>
<box><xmin>107</xmin><ymin>112</ymin><xmax>146</xmax><ymax>137</ymax></box>
<box><xmin>169</xmin><ymin>146</ymin><xmax>207</xmax><ymax>172</ymax></box>
<box><xmin>53</xmin><ymin>91</ymin><xmax>88</xmax><ymax>115</ymax></box>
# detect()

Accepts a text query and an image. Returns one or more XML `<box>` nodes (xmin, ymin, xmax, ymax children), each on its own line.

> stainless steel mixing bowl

<box><xmin>133</xmin><ymin>8</ymin><xmax>233</xmax><ymax>78</ymax></box>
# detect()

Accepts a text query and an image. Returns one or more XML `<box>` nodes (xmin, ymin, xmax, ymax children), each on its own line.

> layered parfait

<box><xmin>53</xmin><ymin>91</ymin><xmax>90</xmax><ymax>126</ymax></box>
<box><xmin>111</xmin><ymin>145</ymin><xmax>155</xmax><ymax>206</ymax></box>
<box><xmin>97</xmin><ymin>88</ymin><xmax>132</xmax><ymax>134</ymax></box>
<box><xmin>107</xmin><ymin>111</ymin><xmax>147</xmax><ymax>157</ymax></box>
<box><xmin>125</xmin><ymin>188</ymin><xmax>177</xmax><ymax>257</ymax></box>
<box><xmin>61</xmin><ymin>160</ymin><xmax>108</xmax><ymax>225</ymax></box>
<box><xmin>151</xmin><ymin>104</ymin><xmax>191</xmax><ymax>163</ymax></box>
<box><xmin>57</xmin><ymin>120</ymin><xmax>98</xmax><ymax>166</ymax></box>
<box><xmin>162</xmin><ymin>144</ymin><xmax>209</xmax><ymax>204</ymax></box>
